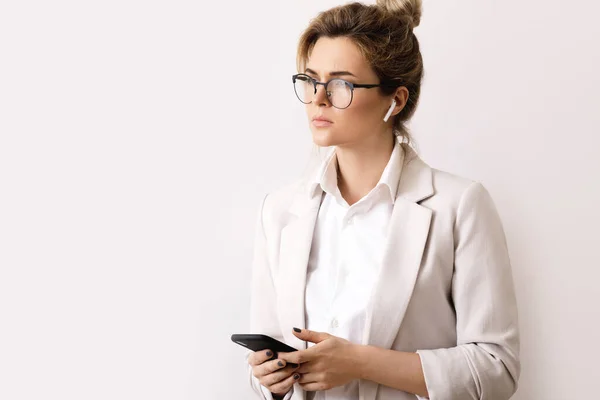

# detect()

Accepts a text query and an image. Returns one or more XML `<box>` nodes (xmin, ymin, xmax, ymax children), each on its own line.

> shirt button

<box><xmin>347</xmin><ymin>217</ymin><xmax>353</xmax><ymax>225</ymax></box>
<box><xmin>331</xmin><ymin>318</ymin><xmax>339</xmax><ymax>328</ymax></box>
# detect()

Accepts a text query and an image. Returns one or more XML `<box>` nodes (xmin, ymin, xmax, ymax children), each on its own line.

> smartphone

<box><xmin>231</xmin><ymin>333</ymin><xmax>298</xmax><ymax>359</ymax></box>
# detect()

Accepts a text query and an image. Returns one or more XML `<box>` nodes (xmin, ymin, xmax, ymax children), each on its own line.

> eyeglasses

<box><xmin>292</xmin><ymin>73</ymin><xmax>397</xmax><ymax>109</ymax></box>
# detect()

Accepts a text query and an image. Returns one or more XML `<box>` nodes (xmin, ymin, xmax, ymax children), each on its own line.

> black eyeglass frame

<box><xmin>291</xmin><ymin>73</ymin><xmax>400</xmax><ymax>109</ymax></box>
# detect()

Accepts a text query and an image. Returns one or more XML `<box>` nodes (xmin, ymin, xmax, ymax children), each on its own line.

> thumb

<box><xmin>292</xmin><ymin>327</ymin><xmax>329</xmax><ymax>343</ymax></box>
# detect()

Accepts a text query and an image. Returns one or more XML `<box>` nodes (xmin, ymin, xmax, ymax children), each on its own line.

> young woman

<box><xmin>245</xmin><ymin>1</ymin><xmax>520</xmax><ymax>399</ymax></box>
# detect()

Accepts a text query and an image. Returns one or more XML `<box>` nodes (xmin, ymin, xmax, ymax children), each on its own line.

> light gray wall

<box><xmin>0</xmin><ymin>0</ymin><xmax>598</xmax><ymax>399</ymax></box>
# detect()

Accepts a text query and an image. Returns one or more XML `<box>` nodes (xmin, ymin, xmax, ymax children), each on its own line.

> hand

<box><xmin>248</xmin><ymin>349</ymin><xmax>301</xmax><ymax>397</ymax></box>
<box><xmin>277</xmin><ymin>328</ymin><xmax>359</xmax><ymax>392</ymax></box>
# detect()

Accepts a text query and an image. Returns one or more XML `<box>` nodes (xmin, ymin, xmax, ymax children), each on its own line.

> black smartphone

<box><xmin>231</xmin><ymin>333</ymin><xmax>298</xmax><ymax>359</ymax></box>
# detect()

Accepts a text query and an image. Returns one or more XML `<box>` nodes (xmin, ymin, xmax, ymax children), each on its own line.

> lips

<box><xmin>312</xmin><ymin>116</ymin><xmax>333</xmax><ymax>123</ymax></box>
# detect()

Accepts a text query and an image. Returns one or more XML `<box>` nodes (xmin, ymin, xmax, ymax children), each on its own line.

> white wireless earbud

<box><xmin>383</xmin><ymin>99</ymin><xmax>396</xmax><ymax>122</ymax></box>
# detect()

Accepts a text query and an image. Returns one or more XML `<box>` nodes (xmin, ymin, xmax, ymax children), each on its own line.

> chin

<box><xmin>310</xmin><ymin>127</ymin><xmax>341</xmax><ymax>147</ymax></box>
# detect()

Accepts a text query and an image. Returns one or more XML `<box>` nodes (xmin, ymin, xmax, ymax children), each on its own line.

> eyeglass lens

<box><xmin>294</xmin><ymin>76</ymin><xmax>353</xmax><ymax>109</ymax></box>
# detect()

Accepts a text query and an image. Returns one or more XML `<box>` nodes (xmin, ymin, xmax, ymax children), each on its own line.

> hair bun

<box><xmin>376</xmin><ymin>0</ymin><xmax>422</xmax><ymax>29</ymax></box>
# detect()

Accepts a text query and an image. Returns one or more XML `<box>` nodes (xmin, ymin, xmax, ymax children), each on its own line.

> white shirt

<box><xmin>262</xmin><ymin>136</ymin><xmax>420</xmax><ymax>400</ymax></box>
<box><xmin>303</xmin><ymin>136</ymin><xmax>404</xmax><ymax>400</ymax></box>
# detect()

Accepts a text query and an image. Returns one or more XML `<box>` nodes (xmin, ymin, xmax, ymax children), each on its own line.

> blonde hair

<box><xmin>297</xmin><ymin>0</ymin><xmax>424</xmax><ymax>150</ymax></box>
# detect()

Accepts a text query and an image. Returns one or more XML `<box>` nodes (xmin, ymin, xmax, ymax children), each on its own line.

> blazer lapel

<box><xmin>276</xmin><ymin>187</ymin><xmax>323</xmax><ymax>352</ymax></box>
<box><xmin>359</xmin><ymin>146</ymin><xmax>435</xmax><ymax>400</ymax></box>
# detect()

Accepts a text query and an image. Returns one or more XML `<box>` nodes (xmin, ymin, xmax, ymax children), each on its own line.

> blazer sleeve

<box><xmin>416</xmin><ymin>181</ymin><xmax>521</xmax><ymax>400</ymax></box>
<box><xmin>246</xmin><ymin>193</ymin><xmax>294</xmax><ymax>400</ymax></box>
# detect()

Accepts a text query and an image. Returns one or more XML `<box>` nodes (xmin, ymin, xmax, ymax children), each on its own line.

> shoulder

<box><xmin>412</xmin><ymin>150</ymin><xmax>494</xmax><ymax>213</ymax></box>
<box><xmin>266</xmin><ymin>175</ymin><xmax>307</xmax><ymax>204</ymax></box>
<box><xmin>403</xmin><ymin>145</ymin><xmax>480</xmax><ymax>207</ymax></box>
<box><xmin>258</xmin><ymin>176</ymin><xmax>309</xmax><ymax>230</ymax></box>
<box><xmin>430</xmin><ymin>167</ymin><xmax>476</xmax><ymax>199</ymax></box>
<box><xmin>426</xmin><ymin>166</ymin><xmax>500</xmax><ymax>225</ymax></box>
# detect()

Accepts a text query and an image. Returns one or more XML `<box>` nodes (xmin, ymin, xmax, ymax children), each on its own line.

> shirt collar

<box><xmin>307</xmin><ymin>135</ymin><xmax>405</xmax><ymax>204</ymax></box>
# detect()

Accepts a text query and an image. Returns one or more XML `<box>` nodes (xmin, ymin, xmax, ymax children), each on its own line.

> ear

<box><xmin>391</xmin><ymin>86</ymin><xmax>409</xmax><ymax>117</ymax></box>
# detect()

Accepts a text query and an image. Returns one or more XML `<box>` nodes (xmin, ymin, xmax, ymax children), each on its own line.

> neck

<box><xmin>336</xmin><ymin>132</ymin><xmax>396</xmax><ymax>206</ymax></box>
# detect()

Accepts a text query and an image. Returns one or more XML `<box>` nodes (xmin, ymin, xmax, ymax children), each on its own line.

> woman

<box><xmin>245</xmin><ymin>1</ymin><xmax>520</xmax><ymax>399</ymax></box>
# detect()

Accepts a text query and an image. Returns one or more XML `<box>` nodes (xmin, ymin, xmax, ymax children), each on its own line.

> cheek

<box><xmin>339</xmin><ymin>99</ymin><xmax>381</xmax><ymax>128</ymax></box>
<box><xmin>350</xmin><ymin>95</ymin><xmax>382</xmax><ymax>115</ymax></box>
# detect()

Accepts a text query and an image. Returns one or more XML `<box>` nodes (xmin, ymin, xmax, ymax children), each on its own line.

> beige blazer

<box><xmin>248</xmin><ymin>144</ymin><xmax>520</xmax><ymax>400</ymax></box>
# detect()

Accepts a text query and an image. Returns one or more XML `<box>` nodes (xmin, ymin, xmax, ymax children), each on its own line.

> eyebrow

<box><xmin>304</xmin><ymin>68</ymin><xmax>357</xmax><ymax>78</ymax></box>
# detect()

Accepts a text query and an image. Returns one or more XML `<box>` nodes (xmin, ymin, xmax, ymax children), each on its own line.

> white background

<box><xmin>1</xmin><ymin>0</ymin><xmax>598</xmax><ymax>399</ymax></box>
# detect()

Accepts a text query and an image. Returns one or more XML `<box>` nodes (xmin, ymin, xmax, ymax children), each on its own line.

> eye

<box><xmin>329</xmin><ymin>79</ymin><xmax>347</xmax><ymax>88</ymax></box>
<box><xmin>296</xmin><ymin>75</ymin><xmax>312</xmax><ymax>83</ymax></box>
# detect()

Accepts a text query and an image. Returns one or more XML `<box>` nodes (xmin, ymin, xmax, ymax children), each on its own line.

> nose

<box><xmin>313</xmin><ymin>83</ymin><xmax>331</xmax><ymax>107</ymax></box>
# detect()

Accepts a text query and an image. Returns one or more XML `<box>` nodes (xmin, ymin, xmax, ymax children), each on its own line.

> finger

<box><xmin>278</xmin><ymin>349</ymin><xmax>312</xmax><ymax>365</ymax></box>
<box><xmin>274</xmin><ymin>352</ymin><xmax>299</xmax><ymax>368</ymax></box>
<box><xmin>248</xmin><ymin>349</ymin><xmax>275</xmax><ymax>366</ymax></box>
<box><xmin>297</xmin><ymin>372</ymin><xmax>320</xmax><ymax>384</ymax></box>
<box><xmin>300</xmin><ymin>382</ymin><xmax>329</xmax><ymax>392</ymax></box>
<box><xmin>281</xmin><ymin>364</ymin><xmax>301</xmax><ymax>374</ymax></box>
<box><xmin>257</xmin><ymin>358</ymin><xmax>288</xmax><ymax>378</ymax></box>
<box><xmin>292</xmin><ymin>327</ymin><xmax>330</xmax><ymax>344</ymax></box>
<box><xmin>268</xmin><ymin>371</ymin><xmax>301</xmax><ymax>395</ymax></box>
<box><xmin>260</xmin><ymin>365</ymin><xmax>298</xmax><ymax>387</ymax></box>
<box><xmin>278</xmin><ymin>347</ymin><xmax>318</xmax><ymax>365</ymax></box>
<box><xmin>295</xmin><ymin>361</ymin><xmax>316</xmax><ymax>374</ymax></box>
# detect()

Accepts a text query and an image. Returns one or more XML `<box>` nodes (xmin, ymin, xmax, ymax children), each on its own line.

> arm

<box><xmin>352</xmin><ymin>182</ymin><xmax>520</xmax><ymax>400</ymax></box>
<box><xmin>352</xmin><ymin>346</ymin><xmax>429</xmax><ymax>398</ymax></box>
<box><xmin>415</xmin><ymin>181</ymin><xmax>521</xmax><ymax>400</ymax></box>
<box><xmin>247</xmin><ymin>193</ymin><xmax>294</xmax><ymax>400</ymax></box>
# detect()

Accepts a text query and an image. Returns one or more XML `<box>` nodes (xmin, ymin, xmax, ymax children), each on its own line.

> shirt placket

<box><xmin>330</xmin><ymin>199</ymin><xmax>363</xmax><ymax>335</ymax></box>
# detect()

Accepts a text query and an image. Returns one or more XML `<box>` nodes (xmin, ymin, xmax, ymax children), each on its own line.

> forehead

<box><xmin>306</xmin><ymin>37</ymin><xmax>372</xmax><ymax>77</ymax></box>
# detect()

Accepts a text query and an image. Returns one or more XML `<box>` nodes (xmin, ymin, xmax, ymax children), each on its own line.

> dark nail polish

<box><xmin>278</xmin><ymin>360</ymin><xmax>284</xmax><ymax>367</ymax></box>
<box><xmin>293</xmin><ymin>327</ymin><xmax>301</xmax><ymax>333</ymax></box>
<box><xmin>266</xmin><ymin>350</ymin><xmax>273</xmax><ymax>357</ymax></box>
<box><xmin>289</xmin><ymin>363</ymin><xmax>299</xmax><ymax>368</ymax></box>
<box><xmin>294</xmin><ymin>373</ymin><xmax>300</xmax><ymax>380</ymax></box>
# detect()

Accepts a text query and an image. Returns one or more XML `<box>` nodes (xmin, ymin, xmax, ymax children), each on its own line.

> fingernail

<box><xmin>289</xmin><ymin>363</ymin><xmax>299</xmax><ymax>368</ymax></box>
<box><xmin>266</xmin><ymin>350</ymin><xmax>273</xmax><ymax>357</ymax></box>
<box><xmin>293</xmin><ymin>327</ymin><xmax>301</xmax><ymax>332</ymax></box>
<box><xmin>278</xmin><ymin>360</ymin><xmax>284</xmax><ymax>367</ymax></box>
<box><xmin>294</xmin><ymin>373</ymin><xmax>300</xmax><ymax>380</ymax></box>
